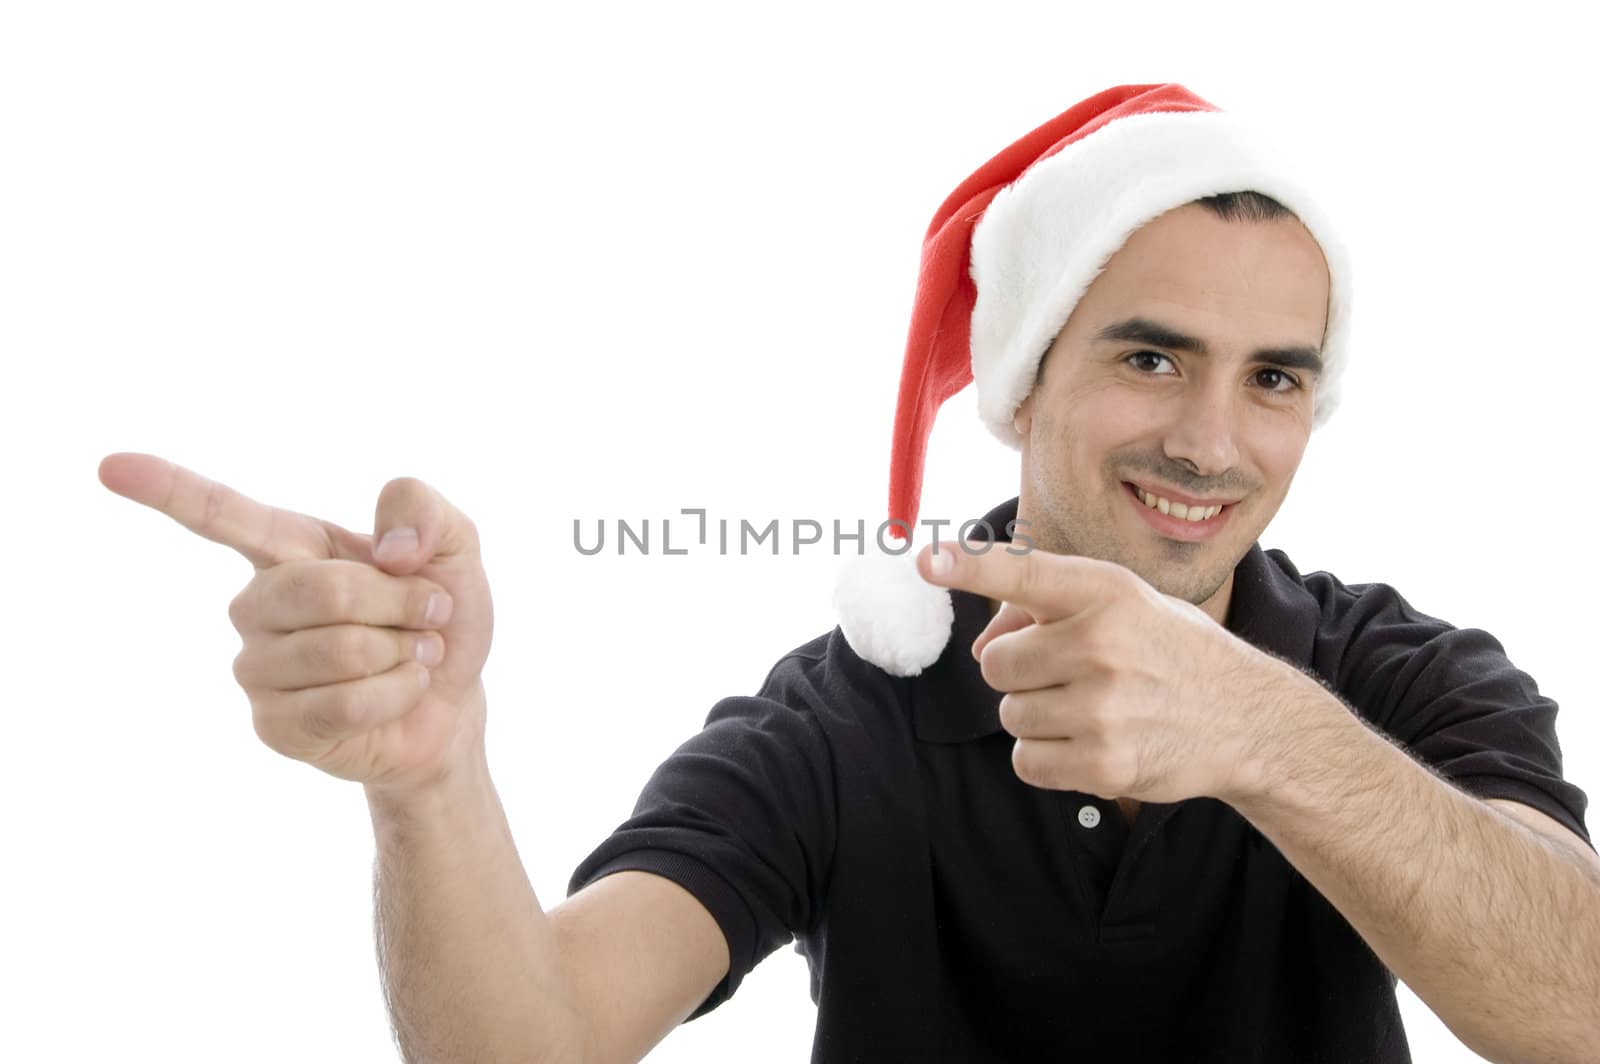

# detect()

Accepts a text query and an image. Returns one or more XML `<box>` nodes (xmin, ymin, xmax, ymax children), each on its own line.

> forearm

<box><xmin>1228</xmin><ymin>662</ymin><xmax>1600</xmax><ymax>1064</ymax></box>
<box><xmin>367</xmin><ymin>703</ymin><xmax>584</xmax><ymax>1064</ymax></box>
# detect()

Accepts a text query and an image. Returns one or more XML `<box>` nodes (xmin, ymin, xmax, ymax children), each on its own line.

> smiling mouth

<box><xmin>1122</xmin><ymin>481</ymin><xmax>1235</xmax><ymax>523</ymax></box>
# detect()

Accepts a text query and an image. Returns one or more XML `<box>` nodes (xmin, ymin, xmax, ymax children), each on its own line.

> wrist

<box><xmin>1219</xmin><ymin>652</ymin><xmax>1342</xmax><ymax>810</ymax></box>
<box><xmin>365</xmin><ymin>755</ymin><xmax>503</xmax><ymax>868</ymax></box>
<box><xmin>365</xmin><ymin>681</ymin><xmax>493</xmax><ymax>813</ymax></box>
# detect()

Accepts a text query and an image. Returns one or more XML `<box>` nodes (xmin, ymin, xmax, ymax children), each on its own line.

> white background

<box><xmin>5</xmin><ymin>2</ymin><xmax>1596</xmax><ymax>1061</ymax></box>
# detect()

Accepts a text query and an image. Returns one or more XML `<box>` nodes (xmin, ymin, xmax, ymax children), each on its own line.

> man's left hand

<box><xmin>918</xmin><ymin>540</ymin><xmax>1310</xmax><ymax>805</ymax></box>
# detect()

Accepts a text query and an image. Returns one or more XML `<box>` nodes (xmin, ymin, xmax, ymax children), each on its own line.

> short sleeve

<box><xmin>566</xmin><ymin>651</ymin><xmax>838</xmax><ymax>1021</ymax></box>
<box><xmin>1327</xmin><ymin>581</ymin><xmax>1592</xmax><ymax>853</ymax></box>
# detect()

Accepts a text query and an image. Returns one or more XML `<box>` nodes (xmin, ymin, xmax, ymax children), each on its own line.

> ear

<box><xmin>1013</xmin><ymin>392</ymin><xmax>1034</xmax><ymax>438</ymax></box>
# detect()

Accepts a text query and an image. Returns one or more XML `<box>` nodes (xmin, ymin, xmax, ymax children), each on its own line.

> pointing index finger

<box><xmin>98</xmin><ymin>452</ymin><xmax>328</xmax><ymax>568</ymax></box>
<box><xmin>916</xmin><ymin>540</ymin><xmax>1110</xmax><ymax>623</ymax></box>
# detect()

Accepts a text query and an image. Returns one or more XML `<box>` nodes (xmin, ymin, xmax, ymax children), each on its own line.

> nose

<box><xmin>1162</xmin><ymin>379</ymin><xmax>1240</xmax><ymax>477</ymax></box>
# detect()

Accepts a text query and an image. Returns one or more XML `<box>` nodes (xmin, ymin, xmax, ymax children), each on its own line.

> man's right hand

<box><xmin>98</xmin><ymin>452</ymin><xmax>495</xmax><ymax>796</ymax></box>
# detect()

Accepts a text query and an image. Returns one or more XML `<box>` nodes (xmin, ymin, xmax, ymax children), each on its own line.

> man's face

<box><xmin>1013</xmin><ymin>202</ymin><xmax>1331</xmax><ymax>620</ymax></box>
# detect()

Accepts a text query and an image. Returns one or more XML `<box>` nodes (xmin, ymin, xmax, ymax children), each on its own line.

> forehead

<box><xmin>1072</xmin><ymin>203</ymin><xmax>1332</xmax><ymax>348</ymax></box>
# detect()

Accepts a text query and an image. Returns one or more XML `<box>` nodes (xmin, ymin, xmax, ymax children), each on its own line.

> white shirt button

<box><xmin>1077</xmin><ymin>805</ymin><xmax>1101</xmax><ymax>829</ymax></box>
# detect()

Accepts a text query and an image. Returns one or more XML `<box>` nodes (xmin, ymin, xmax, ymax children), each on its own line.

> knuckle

<box><xmin>314</xmin><ymin>572</ymin><xmax>354</xmax><ymax>617</ymax></box>
<box><xmin>200</xmin><ymin>477</ymin><xmax>227</xmax><ymax>532</ymax></box>
<box><xmin>1084</xmin><ymin>617</ymin><xmax>1132</xmax><ymax>672</ymax></box>
<box><xmin>1105</xmin><ymin>585</ymin><xmax>1143</xmax><ymax>625</ymax></box>
<box><xmin>227</xmin><ymin>587</ymin><xmax>251</xmax><ymax>630</ymax></box>
<box><xmin>250</xmin><ymin>698</ymin><xmax>294</xmax><ymax>755</ymax></box>
<box><xmin>1108</xmin><ymin>749</ymin><xmax>1140</xmax><ymax>794</ymax></box>
<box><xmin>1075</xmin><ymin>627</ymin><xmax>1115</xmax><ymax>672</ymax></box>
<box><xmin>303</xmin><ymin>688</ymin><xmax>364</xmax><ymax>741</ymax></box>
<box><xmin>1019</xmin><ymin>549</ymin><xmax>1044</xmax><ymax>597</ymax></box>
<box><xmin>290</xmin><ymin>632</ymin><xmax>326</xmax><ymax>676</ymax></box>
<box><xmin>978</xmin><ymin>642</ymin><xmax>1009</xmax><ymax>690</ymax></box>
<box><xmin>228</xmin><ymin>573</ymin><xmax>270</xmax><ymax>631</ymax></box>
<box><xmin>384</xmin><ymin>475</ymin><xmax>426</xmax><ymax>498</ymax></box>
<box><xmin>1010</xmin><ymin>738</ymin><xmax>1032</xmax><ymax>781</ymax></box>
<box><xmin>321</xmin><ymin>627</ymin><xmax>377</xmax><ymax>677</ymax></box>
<box><xmin>280</xmin><ymin>563</ymin><xmax>350</xmax><ymax>617</ymax></box>
<box><xmin>249</xmin><ymin>703</ymin><xmax>273</xmax><ymax>748</ymax></box>
<box><xmin>998</xmin><ymin>692</ymin><xmax>1023</xmax><ymax>733</ymax></box>
<box><xmin>278</xmin><ymin>565</ymin><xmax>314</xmax><ymax>612</ymax></box>
<box><xmin>1042</xmin><ymin>555</ymin><xmax>1074</xmax><ymax>599</ymax></box>
<box><xmin>1095</xmin><ymin>555</ymin><xmax>1135</xmax><ymax>589</ymax></box>
<box><xmin>1078</xmin><ymin>687</ymin><xmax>1113</xmax><ymax>735</ymax></box>
<box><xmin>1012</xmin><ymin>739</ymin><xmax>1045</xmax><ymax>787</ymax></box>
<box><xmin>296</xmin><ymin>633</ymin><xmax>331</xmax><ymax>676</ymax></box>
<box><xmin>1124</xmin><ymin>568</ymin><xmax>1157</xmax><ymax>602</ymax></box>
<box><xmin>1014</xmin><ymin>636</ymin><xmax>1049</xmax><ymax>683</ymax></box>
<box><xmin>1102</xmin><ymin>557</ymin><xmax>1135</xmax><ymax>586</ymax></box>
<box><xmin>998</xmin><ymin>688</ymin><xmax>1024</xmax><ymax>729</ymax></box>
<box><xmin>988</xmin><ymin>631</ymin><xmax>1052</xmax><ymax>689</ymax></box>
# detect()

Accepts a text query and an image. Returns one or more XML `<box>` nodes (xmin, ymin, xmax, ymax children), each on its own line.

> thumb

<box><xmin>971</xmin><ymin>600</ymin><xmax>1034</xmax><ymax>662</ymax></box>
<box><xmin>371</xmin><ymin>476</ymin><xmax>480</xmax><ymax>575</ymax></box>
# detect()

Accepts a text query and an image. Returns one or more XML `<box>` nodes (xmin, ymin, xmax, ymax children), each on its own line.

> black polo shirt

<box><xmin>568</xmin><ymin>496</ymin><xmax>1592</xmax><ymax>1063</ymax></box>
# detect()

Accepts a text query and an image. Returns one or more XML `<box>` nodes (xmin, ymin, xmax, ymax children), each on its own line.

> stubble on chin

<box><xmin>1027</xmin><ymin>495</ymin><xmax>1231</xmax><ymax>610</ymax></box>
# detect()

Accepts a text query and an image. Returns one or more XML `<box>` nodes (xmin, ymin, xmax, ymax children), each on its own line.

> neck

<box><xmin>1199</xmin><ymin>570</ymin><xmax>1236</xmax><ymax>627</ymax></box>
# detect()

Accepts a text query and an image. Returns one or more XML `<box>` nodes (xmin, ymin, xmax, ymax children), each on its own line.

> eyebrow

<box><xmin>1094</xmin><ymin>316</ymin><xmax>1325</xmax><ymax>376</ymax></box>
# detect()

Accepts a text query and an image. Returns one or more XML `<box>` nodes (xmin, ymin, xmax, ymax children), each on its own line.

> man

<box><xmin>99</xmin><ymin>84</ymin><xmax>1597</xmax><ymax>1062</ymax></box>
<box><xmin>565</xmin><ymin>84</ymin><xmax>1598</xmax><ymax>1061</ymax></box>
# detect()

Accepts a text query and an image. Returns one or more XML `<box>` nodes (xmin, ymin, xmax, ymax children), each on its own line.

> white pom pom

<box><xmin>832</xmin><ymin>544</ymin><xmax>955</xmax><ymax>677</ymax></box>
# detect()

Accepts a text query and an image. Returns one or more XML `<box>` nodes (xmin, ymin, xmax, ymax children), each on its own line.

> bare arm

<box><xmin>368</xmin><ymin>720</ymin><xmax>581</xmax><ymax>1063</ymax></box>
<box><xmin>96</xmin><ymin>454</ymin><xmax>731</xmax><ymax>1062</ymax></box>
<box><xmin>1229</xmin><ymin>664</ymin><xmax>1600</xmax><ymax>1064</ymax></box>
<box><xmin>548</xmin><ymin>871</ymin><xmax>732</xmax><ymax>1064</ymax></box>
<box><xmin>369</xmin><ymin>688</ymin><xmax>729</xmax><ymax>1064</ymax></box>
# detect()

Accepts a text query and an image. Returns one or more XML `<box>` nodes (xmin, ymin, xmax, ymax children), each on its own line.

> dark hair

<box><xmin>1191</xmin><ymin>190</ymin><xmax>1294</xmax><ymax>222</ymax></box>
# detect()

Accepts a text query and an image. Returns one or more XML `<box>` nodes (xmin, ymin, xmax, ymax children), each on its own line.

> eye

<box><xmin>1124</xmin><ymin>350</ymin><xmax>1175</xmax><ymax>374</ymax></box>
<box><xmin>1253</xmin><ymin>368</ymin><xmax>1302</xmax><ymax>393</ymax></box>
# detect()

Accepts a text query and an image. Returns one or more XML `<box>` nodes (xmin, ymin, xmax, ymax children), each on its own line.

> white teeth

<box><xmin>1136</xmin><ymin>487</ymin><xmax>1223</xmax><ymax>522</ymax></box>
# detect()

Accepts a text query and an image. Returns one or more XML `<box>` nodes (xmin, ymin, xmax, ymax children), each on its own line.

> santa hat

<box><xmin>833</xmin><ymin>83</ymin><xmax>1353</xmax><ymax>677</ymax></box>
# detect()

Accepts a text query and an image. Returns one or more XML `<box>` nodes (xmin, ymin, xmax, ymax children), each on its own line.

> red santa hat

<box><xmin>833</xmin><ymin>83</ymin><xmax>1353</xmax><ymax>677</ymax></box>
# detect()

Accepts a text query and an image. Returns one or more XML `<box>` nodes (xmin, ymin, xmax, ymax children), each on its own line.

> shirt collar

<box><xmin>911</xmin><ymin>496</ymin><xmax>1321</xmax><ymax>743</ymax></box>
